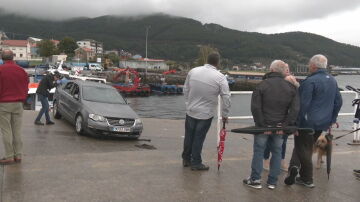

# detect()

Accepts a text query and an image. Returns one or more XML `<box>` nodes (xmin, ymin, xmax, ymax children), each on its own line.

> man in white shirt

<box><xmin>182</xmin><ymin>52</ymin><xmax>231</xmax><ymax>170</ymax></box>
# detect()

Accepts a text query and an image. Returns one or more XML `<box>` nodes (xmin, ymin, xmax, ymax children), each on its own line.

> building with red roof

<box><xmin>74</xmin><ymin>47</ymin><xmax>96</xmax><ymax>62</ymax></box>
<box><xmin>77</xmin><ymin>39</ymin><xmax>103</xmax><ymax>55</ymax></box>
<box><xmin>0</xmin><ymin>40</ymin><xmax>31</xmax><ymax>60</ymax></box>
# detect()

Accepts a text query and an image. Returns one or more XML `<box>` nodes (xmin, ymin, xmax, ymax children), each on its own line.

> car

<box><xmin>53</xmin><ymin>80</ymin><xmax>143</xmax><ymax>138</ymax></box>
<box><xmin>85</xmin><ymin>63</ymin><xmax>103</xmax><ymax>71</ymax></box>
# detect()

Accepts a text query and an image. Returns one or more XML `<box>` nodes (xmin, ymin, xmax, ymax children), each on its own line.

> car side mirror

<box><xmin>73</xmin><ymin>94</ymin><xmax>79</xmax><ymax>100</ymax></box>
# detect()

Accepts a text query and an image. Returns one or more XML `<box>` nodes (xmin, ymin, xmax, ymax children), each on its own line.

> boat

<box><xmin>149</xmin><ymin>84</ymin><xmax>183</xmax><ymax>94</ymax></box>
<box><xmin>112</xmin><ymin>68</ymin><xmax>151</xmax><ymax>96</ymax></box>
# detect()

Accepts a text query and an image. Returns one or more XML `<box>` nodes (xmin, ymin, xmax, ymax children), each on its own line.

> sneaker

<box><xmin>243</xmin><ymin>177</ymin><xmax>262</xmax><ymax>189</ymax></box>
<box><xmin>46</xmin><ymin>121</ymin><xmax>55</xmax><ymax>125</ymax></box>
<box><xmin>191</xmin><ymin>164</ymin><xmax>209</xmax><ymax>171</ymax></box>
<box><xmin>267</xmin><ymin>184</ymin><xmax>276</xmax><ymax>190</ymax></box>
<box><xmin>295</xmin><ymin>177</ymin><xmax>315</xmax><ymax>188</ymax></box>
<box><xmin>263</xmin><ymin>159</ymin><xmax>270</xmax><ymax>171</ymax></box>
<box><xmin>353</xmin><ymin>169</ymin><xmax>360</xmax><ymax>175</ymax></box>
<box><xmin>183</xmin><ymin>159</ymin><xmax>191</xmax><ymax>167</ymax></box>
<box><xmin>34</xmin><ymin>121</ymin><xmax>44</xmax><ymax>125</ymax></box>
<box><xmin>284</xmin><ymin>166</ymin><xmax>298</xmax><ymax>185</ymax></box>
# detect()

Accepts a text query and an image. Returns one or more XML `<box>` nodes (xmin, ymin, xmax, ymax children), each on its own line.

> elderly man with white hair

<box><xmin>285</xmin><ymin>54</ymin><xmax>342</xmax><ymax>188</ymax></box>
<box><xmin>243</xmin><ymin>60</ymin><xmax>299</xmax><ymax>190</ymax></box>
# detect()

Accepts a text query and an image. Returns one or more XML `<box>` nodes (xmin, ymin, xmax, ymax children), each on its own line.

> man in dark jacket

<box><xmin>243</xmin><ymin>60</ymin><xmax>299</xmax><ymax>190</ymax></box>
<box><xmin>285</xmin><ymin>54</ymin><xmax>342</xmax><ymax>188</ymax></box>
<box><xmin>34</xmin><ymin>71</ymin><xmax>60</xmax><ymax>125</ymax></box>
<box><xmin>0</xmin><ymin>50</ymin><xmax>29</xmax><ymax>164</ymax></box>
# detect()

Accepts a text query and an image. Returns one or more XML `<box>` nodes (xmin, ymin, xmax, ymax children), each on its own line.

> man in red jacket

<box><xmin>0</xmin><ymin>50</ymin><xmax>29</xmax><ymax>165</ymax></box>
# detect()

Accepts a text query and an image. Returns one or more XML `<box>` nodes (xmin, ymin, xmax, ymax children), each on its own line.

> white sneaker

<box><xmin>267</xmin><ymin>184</ymin><xmax>276</xmax><ymax>190</ymax></box>
<box><xmin>243</xmin><ymin>177</ymin><xmax>262</xmax><ymax>189</ymax></box>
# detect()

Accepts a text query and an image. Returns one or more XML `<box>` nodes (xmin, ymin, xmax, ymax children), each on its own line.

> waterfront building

<box><xmin>76</xmin><ymin>39</ymin><xmax>103</xmax><ymax>55</ymax></box>
<box><xmin>0</xmin><ymin>40</ymin><xmax>31</xmax><ymax>60</ymax></box>
<box><xmin>119</xmin><ymin>58</ymin><xmax>169</xmax><ymax>70</ymax></box>
<box><xmin>74</xmin><ymin>47</ymin><xmax>96</xmax><ymax>62</ymax></box>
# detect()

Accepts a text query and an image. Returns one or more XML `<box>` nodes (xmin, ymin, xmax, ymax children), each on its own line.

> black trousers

<box><xmin>289</xmin><ymin>130</ymin><xmax>322</xmax><ymax>183</ymax></box>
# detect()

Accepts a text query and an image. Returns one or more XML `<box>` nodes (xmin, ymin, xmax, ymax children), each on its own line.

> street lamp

<box><xmin>145</xmin><ymin>26</ymin><xmax>151</xmax><ymax>82</ymax></box>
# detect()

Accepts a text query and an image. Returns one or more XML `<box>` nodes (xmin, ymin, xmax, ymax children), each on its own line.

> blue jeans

<box><xmin>35</xmin><ymin>94</ymin><xmax>51</xmax><ymax>122</ymax></box>
<box><xmin>250</xmin><ymin>134</ymin><xmax>283</xmax><ymax>185</ymax></box>
<box><xmin>182</xmin><ymin>114</ymin><xmax>213</xmax><ymax>166</ymax></box>
<box><xmin>264</xmin><ymin>135</ymin><xmax>288</xmax><ymax>160</ymax></box>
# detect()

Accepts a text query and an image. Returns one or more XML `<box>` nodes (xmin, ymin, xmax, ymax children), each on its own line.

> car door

<box><xmin>67</xmin><ymin>83</ymin><xmax>82</xmax><ymax>121</ymax></box>
<box><xmin>59</xmin><ymin>82</ymin><xmax>74</xmax><ymax>120</ymax></box>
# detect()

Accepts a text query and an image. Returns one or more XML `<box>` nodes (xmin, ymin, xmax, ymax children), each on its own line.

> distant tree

<box><xmin>221</xmin><ymin>58</ymin><xmax>232</xmax><ymax>70</ymax></box>
<box><xmin>58</xmin><ymin>37</ymin><xmax>78</xmax><ymax>57</ymax></box>
<box><xmin>106</xmin><ymin>53</ymin><xmax>119</xmax><ymax>65</ymax></box>
<box><xmin>194</xmin><ymin>45</ymin><xmax>218</xmax><ymax>67</ymax></box>
<box><xmin>37</xmin><ymin>40</ymin><xmax>58</xmax><ymax>57</ymax></box>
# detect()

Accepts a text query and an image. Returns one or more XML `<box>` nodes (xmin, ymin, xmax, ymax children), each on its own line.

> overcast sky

<box><xmin>1</xmin><ymin>0</ymin><xmax>360</xmax><ymax>46</ymax></box>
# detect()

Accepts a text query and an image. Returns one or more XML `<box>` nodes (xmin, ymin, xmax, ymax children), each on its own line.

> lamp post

<box><xmin>145</xmin><ymin>26</ymin><xmax>151</xmax><ymax>82</ymax></box>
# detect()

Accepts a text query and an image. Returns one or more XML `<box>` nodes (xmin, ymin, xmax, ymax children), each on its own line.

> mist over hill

<box><xmin>1</xmin><ymin>11</ymin><xmax>360</xmax><ymax>67</ymax></box>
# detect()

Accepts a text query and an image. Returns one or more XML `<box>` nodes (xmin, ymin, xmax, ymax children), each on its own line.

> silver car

<box><xmin>53</xmin><ymin>80</ymin><xmax>143</xmax><ymax>138</ymax></box>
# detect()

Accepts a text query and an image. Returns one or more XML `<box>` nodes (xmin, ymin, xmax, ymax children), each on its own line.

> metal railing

<box><xmin>217</xmin><ymin>91</ymin><xmax>359</xmax><ymax>145</ymax></box>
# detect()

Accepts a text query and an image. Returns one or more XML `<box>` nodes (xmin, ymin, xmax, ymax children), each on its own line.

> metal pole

<box><xmin>145</xmin><ymin>26</ymin><xmax>150</xmax><ymax>82</ymax></box>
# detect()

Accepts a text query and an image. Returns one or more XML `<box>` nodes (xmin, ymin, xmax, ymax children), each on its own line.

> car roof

<box><xmin>70</xmin><ymin>80</ymin><xmax>114</xmax><ymax>89</ymax></box>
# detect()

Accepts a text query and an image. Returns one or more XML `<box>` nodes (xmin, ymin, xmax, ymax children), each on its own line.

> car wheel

<box><xmin>53</xmin><ymin>101</ymin><xmax>62</xmax><ymax>119</ymax></box>
<box><xmin>75</xmin><ymin>114</ymin><xmax>85</xmax><ymax>135</ymax></box>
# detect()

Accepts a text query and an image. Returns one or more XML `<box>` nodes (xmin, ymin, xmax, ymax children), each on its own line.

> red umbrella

<box><xmin>218</xmin><ymin>121</ymin><xmax>227</xmax><ymax>170</ymax></box>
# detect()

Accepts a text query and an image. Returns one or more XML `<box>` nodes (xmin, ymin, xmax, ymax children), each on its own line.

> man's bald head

<box><xmin>1</xmin><ymin>50</ymin><xmax>14</xmax><ymax>61</ymax></box>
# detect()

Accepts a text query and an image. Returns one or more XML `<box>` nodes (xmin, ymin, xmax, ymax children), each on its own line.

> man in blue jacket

<box><xmin>285</xmin><ymin>54</ymin><xmax>342</xmax><ymax>188</ymax></box>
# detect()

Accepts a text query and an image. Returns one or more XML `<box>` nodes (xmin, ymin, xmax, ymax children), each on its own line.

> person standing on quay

<box><xmin>34</xmin><ymin>71</ymin><xmax>60</xmax><ymax>125</ymax></box>
<box><xmin>243</xmin><ymin>60</ymin><xmax>299</xmax><ymax>190</ymax></box>
<box><xmin>182</xmin><ymin>52</ymin><xmax>231</xmax><ymax>171</ymax></box>
<box><xmin>0</xmin><ymin>50</ymin><xmax>29</xmax><ymax>165</ymax></box>
<box><xmin>285</xmin><ymin>54</ymin><xmax>342</xmax><ymax>188</ymax></box>
<box><xmin>263</xmin><ymin>65</ymin><xmax>299</xmax><ymax>171</ymax></box>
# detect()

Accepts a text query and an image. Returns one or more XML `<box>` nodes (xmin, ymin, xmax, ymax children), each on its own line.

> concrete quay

<box><xmin>0</xmin><ymin>111</ymin><xmax>359</xmax><ymax>202</ymax></box>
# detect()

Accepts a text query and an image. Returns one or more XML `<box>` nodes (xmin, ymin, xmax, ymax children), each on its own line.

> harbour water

<box><xmin>128</xmin><ymin>75</ymin><xmax>359</xmax><ymax>129</ymax></box>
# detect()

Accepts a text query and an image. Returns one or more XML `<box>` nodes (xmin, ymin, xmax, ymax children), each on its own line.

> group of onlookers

<box><xmin>182</xmin><ymin>52</ymin><xmax>347</xmax><ymax>190</ymax></box>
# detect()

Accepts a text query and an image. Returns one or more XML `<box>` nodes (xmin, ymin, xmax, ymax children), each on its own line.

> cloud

<box><xmin>258</xmin><ymin>6</ymin><xmax>360</xmax><ymax>46</ymax></box>
<box><xmin>1</xmin><ymin>0</ymin><xmax>360</xmax><ymax>30</ymax></box>
<box><xmin>1</xmin><ymin>0</ymin><xmax>360</xmax><ymax>45</ymax></box>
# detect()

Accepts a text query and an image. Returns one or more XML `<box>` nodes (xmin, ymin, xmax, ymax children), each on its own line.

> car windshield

<box><xmin>82</xmin><ymin>86</ymin><xmax>126</xmax><ymax>104</ymax></box>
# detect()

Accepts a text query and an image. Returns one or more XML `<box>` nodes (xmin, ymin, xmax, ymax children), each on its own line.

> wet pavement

<box><xmin>0</xmin><ymin>111</ymin><xmax>359</xmax><ymax>202</ymax></box>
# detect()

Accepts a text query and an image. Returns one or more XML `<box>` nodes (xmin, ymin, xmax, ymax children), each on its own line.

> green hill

<box><xmin>1</xmin><ymin>12</ymin><xmax>360</xmax><ymax>66</ymax></box>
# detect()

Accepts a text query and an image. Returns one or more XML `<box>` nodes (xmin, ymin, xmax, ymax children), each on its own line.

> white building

<box><xmin>76</xmin><ymin>39</ymin><xmax>103</xmax><ymax>55</ymax></box>
<box><xmin>119</xmin><ymin>58</ymin><xmax>169</xmax><ymax>70</ymax></box>
<box><xmin>0</xmin><ymin>40</ymin><xmax>31</xmax><ymax>60</ymax></box>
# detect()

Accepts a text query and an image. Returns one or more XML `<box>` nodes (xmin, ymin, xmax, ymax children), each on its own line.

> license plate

<box><xmin>112</xmin><ymin>127</ymin><xmax>131</xmax><ymax>132</ymax></box>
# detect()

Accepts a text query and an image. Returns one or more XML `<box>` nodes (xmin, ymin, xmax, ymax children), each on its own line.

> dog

<box><xmin>313</xmin><ymin>134</ymin><xmax>328</xmax><ymax>169</ymax></box>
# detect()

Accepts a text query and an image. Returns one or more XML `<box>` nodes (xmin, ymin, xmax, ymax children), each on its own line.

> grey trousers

<box><xmin>0</xmin><ymin>102</ymin><xmax>24</xmax><ymax>159</ymax></box>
